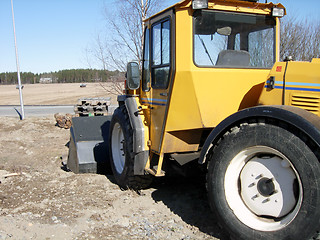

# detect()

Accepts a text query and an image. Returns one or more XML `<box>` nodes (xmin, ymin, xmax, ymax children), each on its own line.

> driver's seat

<box><xmin>216</xmin><ymin>50</ymin><xmax>250</xmax><ymax>67</ymax></box>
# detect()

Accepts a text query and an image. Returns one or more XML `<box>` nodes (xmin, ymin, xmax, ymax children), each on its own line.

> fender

<box><xmin>118</xmin><ymin>95</ymin><xmax>149</xmax><ymax>175</ymax></box>
<box><xmin>199</xmin><ymin>105</ymin><xmax>320</xmax><ymax>164</ymax></box>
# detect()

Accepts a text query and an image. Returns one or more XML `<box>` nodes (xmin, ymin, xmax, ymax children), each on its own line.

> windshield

<box><xmin>194</xmin><ymin>10</ymin><xmax>276</xmax><ymax>68</ymax></box>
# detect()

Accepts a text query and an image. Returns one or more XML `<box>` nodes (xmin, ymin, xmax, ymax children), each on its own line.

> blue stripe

<box><xmin>273</xmin><ymin>81</ymin><xmax>282</xmax><ymax>84</ymax></box>
<box><xmin>141</xmin><ymin>97</ymin><xmax>167</xmax><ymax>106</ymax></box>
<box><xmin>265</xmin><ymin>85</ymin><xmax>320</xmax><ymax>92</ymax></box>
<box><xmin>285</xmin><ymin>86</ymin><xmax>320</xmax><ymax>92</ymax></box>
<box><xmin>287</xmin><ymin>82</ymin><xmax>320</xmax><ymax>87</ymax></box>
<box><xmin>141</xmin><ymin>101</ymin><xmax>151</xmax><ymax>105</ymax></box>
<box><xmin>274</xmin><ymin>81</ymin><xmax>320</xmax><ymax>87</ymax></box>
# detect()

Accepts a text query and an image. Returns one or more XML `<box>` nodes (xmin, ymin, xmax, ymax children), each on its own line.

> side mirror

<box><xmin>126</xmin><ymin>62</ymin><xmax>140</xmax><ymax>90</ymax></box>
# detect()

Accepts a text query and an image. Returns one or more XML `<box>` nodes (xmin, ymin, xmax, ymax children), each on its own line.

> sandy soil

<box><xmin>0</xmin><ymin>83</ymin><xmax>119</xmax><ymax>106</ymax></box>
<box><xmin>0</xmin><ymin>116</ymin><xmax>223</xmax><ymax>240</ymax></box>
<box><xmin>0</xmin><ymin>83</ymin><xmax>223</xmax><ymax>239</ymax></box>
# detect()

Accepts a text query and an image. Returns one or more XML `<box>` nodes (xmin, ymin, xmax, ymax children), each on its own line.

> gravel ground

<box><xmin>0</xmin><ymin>116</ymin><xmax>225</xmax><ymax>240</ymax></box>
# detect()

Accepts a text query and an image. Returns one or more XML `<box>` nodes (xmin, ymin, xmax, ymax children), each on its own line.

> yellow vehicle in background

<box><xmin>68</xmin><ymin>0</ymin><xmax>320</xmax><ymax>239</ymax></box>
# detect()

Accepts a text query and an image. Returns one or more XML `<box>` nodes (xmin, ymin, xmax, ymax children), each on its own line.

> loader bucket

<box><xmin>67</xmin><ymin>115</ymin><xmax>112</xmax><ymax>174</ymax></box>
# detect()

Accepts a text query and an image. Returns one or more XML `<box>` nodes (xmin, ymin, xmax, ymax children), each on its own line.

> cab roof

<box><xmin>145</xmin><ymin>0</ymin><xmax>286</xmax><ymax>22</ymax></box>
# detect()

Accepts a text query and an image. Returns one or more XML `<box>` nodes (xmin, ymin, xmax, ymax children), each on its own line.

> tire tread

<box><xmin>206</xmin><ymin>118</ymin><xmax>320</xmax><ymax>240</ymax></box>
<box><xmin>111</xmin><ymin>105</ymin><xmax>153</xmax><ymax>190</ymax></box>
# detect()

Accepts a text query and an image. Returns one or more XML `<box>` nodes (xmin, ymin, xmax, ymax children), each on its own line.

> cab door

<box><xmin>141</xmin><ymin>14</ymin><xmax>173</xmax><ymax>153</ymax></box>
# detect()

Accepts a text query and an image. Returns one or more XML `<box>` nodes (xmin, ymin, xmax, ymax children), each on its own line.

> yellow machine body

<box><xmin>109</xmin><ymin>1</ymin><xmax>320</xmax><ymax>238</ymax></box>
<box><xmin>124</xmin><ymin>0</ymin><xmax>320</xmax><ymax>176</ymax></box>
<box><xmin>259</xmin><ymin>59</ymin><xmax>320</xmax><ymax>115</ymax></box>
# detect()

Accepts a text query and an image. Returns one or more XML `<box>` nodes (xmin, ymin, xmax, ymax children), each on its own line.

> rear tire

<box><xmin>207</xmin><ymin>120</ymin><xmax>320</xmax><ymax>240</ymax></box>
<box><xmin>109</xmin><ymin>105</ymin><xmax>152</xmax><ymax>190</ymax></box>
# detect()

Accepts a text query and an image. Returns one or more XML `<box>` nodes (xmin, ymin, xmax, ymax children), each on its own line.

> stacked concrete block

<box><xmin>74</xmin><ymin>97</ymin><xmax>111</xmax><ymax>117</ymax></box>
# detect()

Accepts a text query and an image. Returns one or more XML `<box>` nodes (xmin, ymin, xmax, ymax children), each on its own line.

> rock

<box><xmin>118</xmin><ymin>218</ymin><xmax>130</xmax><ymax>227</ymax></box>
<box><xmin>54</xmin><ymin>113</ymin><xmax>73</xmax><ymax>129</ymax></box>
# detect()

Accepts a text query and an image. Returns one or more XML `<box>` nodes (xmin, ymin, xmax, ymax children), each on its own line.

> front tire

<box><xmin>109</xmin><ymin>105</ymin><xmax>152</xmax><ymax>190</ymax></box>
<box><xmin>207</xmin><ymin>120</ymin><xmax>320</xmax><ymax>240</ymax></box>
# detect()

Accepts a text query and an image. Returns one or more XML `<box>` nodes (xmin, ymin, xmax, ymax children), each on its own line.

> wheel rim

<box><xmin>224</xmin><ymin>146</ymin><xmax>303</xmax><ymax>231</ymax></box>
<box><xmin>111</xmin><ymin>122</ymin><xmax>125</xmax><ymax>174</ymax></box>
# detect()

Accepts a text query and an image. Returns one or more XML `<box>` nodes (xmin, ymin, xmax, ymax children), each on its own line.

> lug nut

<box><xmin>255</xmin><ymin>174</ymin><xmax>263</xmax><ymax>180</ymax></box>
<box><xmin>251</xmin><ymin>194</ymin><xmax>259</xmax><ymax>200</ymax></box>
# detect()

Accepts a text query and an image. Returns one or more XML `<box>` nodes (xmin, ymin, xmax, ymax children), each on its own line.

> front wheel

<box><xmin>109</xmin><ymin>105</ymin><xmax>152</xmax><ymax>190</ymax></box>
<box><xmin>207</xmin><ymin>120</ymin><xmax>320</xmax><ymax>240</ymax></box>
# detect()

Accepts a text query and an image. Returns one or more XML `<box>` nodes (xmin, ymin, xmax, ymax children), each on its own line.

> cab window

<box><xmin>151</xmin><ymin>19</ymin><xmax>171</xmax><ymax>89</ymax></box>
<box><xmin>142</xmin><ymin>28</ymin><xmax>150</xmax><ymax>92</ymax></box>
<box><xmin>194</xmin><ymin>11</ymin><xmax>276</xmax><ymax>68</ymax></box>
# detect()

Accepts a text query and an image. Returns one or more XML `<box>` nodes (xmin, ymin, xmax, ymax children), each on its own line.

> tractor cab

<box><xmin>126</xmin><ymin>0</ymin><xmax>286</xmax><ymax>171</ymax></box>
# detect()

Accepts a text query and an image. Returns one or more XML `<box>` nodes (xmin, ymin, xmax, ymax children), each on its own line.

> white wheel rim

<box><xmin>224</xmin><ymin>146</ymin><xmax>303</xmax><ymax>231</ymax></box>
<box><xmin>111</xmin><ymin>122</ymin><xmax>125</xmax><ymax>174</ymax></box>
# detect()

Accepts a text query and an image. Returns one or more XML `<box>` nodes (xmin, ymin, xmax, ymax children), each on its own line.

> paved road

<box><xmin>0</xmin><ymin>105</ymin><xmax>74</xmax><ymax>117</ymax></box>
<box><xmin>0</xmin><ymin>105</ymin><xmax>118</xmax><ymax>118</ymax></box>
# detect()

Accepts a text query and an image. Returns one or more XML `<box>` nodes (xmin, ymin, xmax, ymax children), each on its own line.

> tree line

<box><xmin>0</xmin><ymin>69</ymin><xmax>123</xmax><ymax>85</ymax></box>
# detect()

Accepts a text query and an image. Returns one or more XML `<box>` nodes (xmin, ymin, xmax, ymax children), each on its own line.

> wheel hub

<box><xmin>257</xmin><ymin>177</ymin><xmax>275</xmax><ymax>197</ymax></box>
<box><xmin>240</xmin><ymin>156</ymin><xmax>297</xmax><ymax>218</ymax></box>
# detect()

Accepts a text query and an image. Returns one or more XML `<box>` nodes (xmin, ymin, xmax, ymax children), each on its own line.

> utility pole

<box><xmin>11</xmin><ymin>0</ymin><xmax>25</xmax><ymax>120</ymax></box>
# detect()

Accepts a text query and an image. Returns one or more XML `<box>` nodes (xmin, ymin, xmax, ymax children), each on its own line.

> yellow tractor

<box><xmin>69</xmin><ymin>0</ymin><xmax>320</xmax><ymax>239</ymax></box>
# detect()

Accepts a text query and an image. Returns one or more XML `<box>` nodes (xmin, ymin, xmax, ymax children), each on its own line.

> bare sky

<box><xmin>0</xmin><ymin>0</ymin><xmax>319</xmax><ymax>73</ymax></box>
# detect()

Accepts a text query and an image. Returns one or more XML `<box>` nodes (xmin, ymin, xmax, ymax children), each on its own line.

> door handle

<box><xmin>160</xmin><ymin>92</ymin><xmax>168</xmax><ymax>97</ymax></box>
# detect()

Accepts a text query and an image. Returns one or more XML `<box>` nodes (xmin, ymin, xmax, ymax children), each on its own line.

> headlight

<box><xmin>272</xmin><ymin>7</ymin><xmax>285</xmax><ymax>17</ymax></box>
<box><xmin>192</xmin><ymin>0</ymin><xmax>208</xmax><ymax>10</ymax></box>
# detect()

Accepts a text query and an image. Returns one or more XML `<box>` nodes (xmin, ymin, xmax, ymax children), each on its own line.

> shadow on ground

<box><xmin>150</xmin><ymin>175</ymin><xmax>230</xmax><ymax>240</ymax></box>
